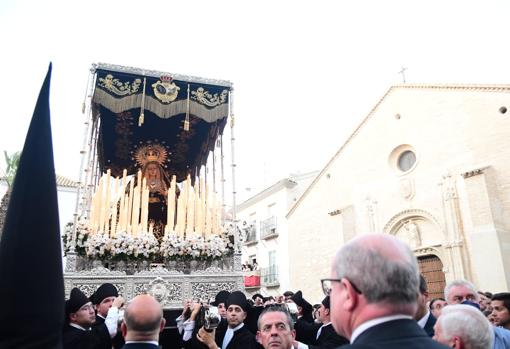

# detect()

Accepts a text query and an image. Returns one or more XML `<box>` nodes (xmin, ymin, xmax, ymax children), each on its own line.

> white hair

<box><xmin>437</xmin><ymin>304</ymin><xmax>494</xmax><ymax>349</ymax></box>
<box><xmin>444</xmin><ymin>279</ymin><xmax>479</xmax><ymax>303</ymax></box>
<box><xmin>332</xmin><ymin>235</ymin><xmax>419</xmax><ymax>308</ymax></box>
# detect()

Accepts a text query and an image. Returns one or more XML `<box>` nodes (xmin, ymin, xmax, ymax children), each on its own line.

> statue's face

<box><xmin>146</xmin><ymin>163</ymin><xmax>159</xmax><ymax>179</ymax></box>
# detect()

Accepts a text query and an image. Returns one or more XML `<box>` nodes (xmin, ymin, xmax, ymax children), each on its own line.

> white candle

<box><xmin>98</xmin><ymin>176</ymin><xmax>105</xmax><ymax>234</ymax></box>
<box><xmin>110</xmin><ymin>177</ymin><xmax>119</xmax><ymax>237</ymax></box>
<box><xmin>166</xmin><ymin>175</ymin><xmax>176</xmax><ymax>234</ymax></box>
<box><xmin>131</xmin><ymin>186</ymin><xmax>140</xmax><ymax>237</ymax></box>
<box><xmin>118</xmin><ymin>169</ymin><xmax>127</xmax><ymax>232</ymax></box>
<box><xmin>103</xmin><ymin>170</ymin><xmax>111</xmax><ymax>233</ymax></box>
<box><xmin>186</xmin><ymin>185</ymin><xmax>195</xmax><ymax>236</ymax></box>
<box><xmin>204</xmin><ymin>183</ymin><xmax>211</xmax><ymax>237</ymax></box>
<box><xmin>141</xmin><ymin>178</ymin><xmax>148</xmax><ymax>233</ymax></box>
<box><xmin>127</xmin><ymin>178</ymin><xmax>134</xmax><ymax>233</ymax></box>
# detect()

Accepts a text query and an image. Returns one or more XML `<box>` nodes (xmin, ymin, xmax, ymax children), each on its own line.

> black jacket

<box><xmin>309</xmin><ymin>323</ymin><xmax>348</xmax><ymax>349</ymax></box>
<box><xmin>341</xmin><ymin>319</ymin><xmax>449</xmax><ymax>349</ymax></box>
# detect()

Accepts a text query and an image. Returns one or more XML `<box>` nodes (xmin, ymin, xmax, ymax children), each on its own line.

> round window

<box><xmin>398</xmin><ymin>150</ymin><xmax>416</xmax><ymax>172</ymax></box>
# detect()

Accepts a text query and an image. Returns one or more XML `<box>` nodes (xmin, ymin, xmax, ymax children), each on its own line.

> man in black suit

<box><xmin>415</xmin><ymin>275</ymin><xmax>436</xmax><ymax>337</ymax></box>
<box><xmin>310</xmin><ymin>296</ymin><xmax>348</xmax><ymax>348</ymax></box>
<box><xmin>324</xmin><ymin>233</ymin><xmax>449</xmax><ymax>349</ymax></box>
<box><xmin>197</xmin><ymin>291</ymin><xmax>258</xmax><ymax>349</ymax></box>
<box><xmin>120</xmin><ymin>294</ymin><xmax>166</xmax><ymax>349</ymax></box>
<box><xmin>63</xmin><ymin>288</ymin><xmax>100</xmax><ymax>349</ymax></box>
<box><xmin>90</xmin><ymin>283</ymin><xmax>125</xmax><ymax>349</ymax></box>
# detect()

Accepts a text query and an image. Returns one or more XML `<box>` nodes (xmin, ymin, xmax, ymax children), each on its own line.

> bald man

<box><xmin>120</xmin><ymin>295</ymin><xmax>166</xmax><ymax>349</ymax></box>
<box><xmin>325</xmin><ymin>233</ymin><xmax>448</xmax><ymax>349</ymax></box>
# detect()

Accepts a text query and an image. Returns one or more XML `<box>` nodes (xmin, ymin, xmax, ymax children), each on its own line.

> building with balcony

<box><xmin>237</xmin><ymin>171</ymin><xmax>318</xmax><ymax>297</ymax></box>
<box><xmin>287</xmin><ymin>84</ymin><xmax>510</xmax><ymax>302</ymax></box>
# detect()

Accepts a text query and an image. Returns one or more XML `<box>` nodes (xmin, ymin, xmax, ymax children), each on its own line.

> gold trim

<box><xmin>98</xmin><ymin>74</ymin><xmax>142</xmax><ymax>96</ymax></box>
<box><xmin>152</xmin><ymin>80</ymin><xmax>180</xmax><ymax>103</ymax></box>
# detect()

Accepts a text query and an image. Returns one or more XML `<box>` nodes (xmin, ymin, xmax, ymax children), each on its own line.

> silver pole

<box><xmin>81</xmin><ymin>68</ymin><xmax>98</xmax><ymax>218</ymax></box>
<box><xmin>229</xmin><ymin>87</ymin><xmax>241</xmax><ymax>275</ymax></box>
<box><xmin>70</xmin><ymin>65</ymin><xmax>96</xmax><ymax>252</ymax></box>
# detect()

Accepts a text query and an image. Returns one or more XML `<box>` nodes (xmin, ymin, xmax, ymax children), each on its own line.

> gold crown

<box><xmin>133</xmin><ymin>143</ymin><xmax>169</xmax><ymax>168</ymax></box>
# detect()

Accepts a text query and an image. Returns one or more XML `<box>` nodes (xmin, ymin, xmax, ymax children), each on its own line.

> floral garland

<box><xmin>62</xmin><ymin>219</ymin><xmax>235</xmax><ymax>262</ymax></box>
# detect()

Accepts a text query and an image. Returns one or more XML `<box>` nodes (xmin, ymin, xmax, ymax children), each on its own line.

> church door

<box><xmin>418</xmin><ymin>255</ymin><xmax>446</xmax><ymax>299</ymax></box>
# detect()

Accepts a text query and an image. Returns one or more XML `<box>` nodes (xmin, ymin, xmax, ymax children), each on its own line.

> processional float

<box><xmin>64</xmin><ymin>63</ymin><xmax>245</xmax><ymax>308</ymax></box>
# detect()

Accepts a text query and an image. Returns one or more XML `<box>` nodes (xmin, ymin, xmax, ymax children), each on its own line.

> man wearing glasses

<box><xmin>63</xmin><ymin>288</ymin><xmax>100</xmax><ymax>349</ymax></box>
<box><xmin>322</xmin><ymin>233</ymin><xmax>448</xmax><ymax>349</ymax></box>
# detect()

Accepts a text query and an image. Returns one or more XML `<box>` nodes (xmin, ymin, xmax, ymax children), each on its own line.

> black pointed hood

<box><xmin>0</xmin><ymin>63</ymin><xmax>64</xmax><ymax>348</ymax></box>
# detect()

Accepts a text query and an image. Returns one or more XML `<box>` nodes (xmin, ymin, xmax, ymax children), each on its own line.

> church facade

<box><xmin>287</xmin><ymin>84</ymin><xmax>510</xmax><ymax>302</ymax></box>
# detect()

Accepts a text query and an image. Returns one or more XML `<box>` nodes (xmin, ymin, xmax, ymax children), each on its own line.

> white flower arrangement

<box><xmin>131</xmin><ymin>233</ymin><xmax>160</xmax><ymax>259</ymax></box>
<box><xmin>63</xmin><ymin>221</ymin><xmax>235</xmax><ymax>262</ymax></box>
<box><xmin>85</xmin><ymin>232</ymin><xmax>112</xmax><ymax>258</ymax></box>
<box><xmin>62</xmin><ymin>218</ymin><xmax>90</xmax><ymax>255</ymax></box>
<box><xmin>158</xmin><ymin>234</ymin><xmax>231</xmax><ymax>261</ymax></box>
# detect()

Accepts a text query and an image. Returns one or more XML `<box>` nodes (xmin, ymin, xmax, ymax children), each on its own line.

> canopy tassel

<box><xmin>184</xmin><ymin>83</ymin><xmax>190</xmax><ymax>131</ymax></box>
<box><xmin>138</xmin><ymin>77</ymin><xmax>147</xmax><ymax>127</ymax></box>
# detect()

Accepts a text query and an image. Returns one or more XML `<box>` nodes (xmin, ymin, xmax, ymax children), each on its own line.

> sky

<box><xmin>1</xmin><ymin>0</ymin><xmax>510</xmax><ymax>204</ymax></box>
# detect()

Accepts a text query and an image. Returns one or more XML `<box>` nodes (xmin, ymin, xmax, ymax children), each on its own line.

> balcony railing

<box><xmin>261</xmin><ymin>266</ymin><xmax>279</xmax><ymax>286</ymax></box>
<box><xmin>244</xmin><ymin>224</ymin><xmax>257</xmax><ymax>245</ymax></box>
<box><xmin>260</xmin><ymin>216</ymin><xmax>278</xmax><ymax>239</ymax></box>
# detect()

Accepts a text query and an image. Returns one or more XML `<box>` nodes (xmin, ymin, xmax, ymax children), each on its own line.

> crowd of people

<box><xmin>64</xmin><ymin>234</ymin><xmax>510</xmax><ymax>349</ymax></box>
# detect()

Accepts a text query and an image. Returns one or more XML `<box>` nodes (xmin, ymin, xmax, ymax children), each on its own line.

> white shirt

<box><xmin>69</xmin><ymin>323</ymin><xmax>89</xmax><ymax>331</ymax></box>
<box><xmin>316</xmin><ymin>322</ymin><xmax>332</xmax><ymax>340</ymax></box>
<box><xmin>98</xmin><ymin>306</ymin><xmax>120</xmax><ymax>338</ymax></box>
<box><xmin>125</xmin><ymin>340</ymin><xmax>159</xmax><ymax>345</ymax></box>
<box><xmin>222</xmin><ymin>323</ymin><xmax>244</xmax><ymax>349</ymax></box>
<box><xmin>417</xmin><ymin>310</ymin><xmax>431</xmax><ymax>329</ymax></box>
<box><xmin>350</xmin><ymin>314</ymin><xmax>412</xmax><ymax>343</ymax></box>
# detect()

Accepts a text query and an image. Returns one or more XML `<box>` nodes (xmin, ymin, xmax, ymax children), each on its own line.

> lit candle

<box><xmin>90</xmin><ymin>188</ymin><xmax>97</xmax><ymax>233</ymax></box>
<box><xmin>175</xmin><ymin>194</ymin><xmax>183</xmax><ymax>237</ymax></box>
<box><xmin>131</xmin><ymin>186</ymin><xmax>140</xmax><ymax>237</ymax></box>
<box><xmin>211</xmin><ymin>192</ymin><xmax>217</xmax><ymax>236</ymax></box>
<box><xmin>199</xmin><ymin>176</ymin><xmax>205</xmax><ymax>236</ymax></box>
<box><xmin>118</xmin><ymin>169</ymin><xmax>127</xmax><ymax>233</ymax></box>
<box><xmin>141</xmin><ymin>178</ymin><xmax>148</xmax><ymax>233</ymax></box>
<box><xmin>127</xmin><ymin>177</ymin><xmax>134</xmax><ymax>232</ymax></box>
<box><xmin>186</xmin><ymin>185</ymin><xmax>195</xmax><ymax>237</ymax></box>
<box><xmin>110</xmin><ymin>177</ymin><xmax>119</xmax><ymax>237</ymax></box>
<box><xmin>122</xmin><ymin>193</ymin><xmax>128</xmax><ymax>233</ymax></box>
<box><xmin>166</xmin><ymin>175</ymin><xmax>176</xmax><ymax>235</ymax></box>
<box><xmin>103</xmin><ymin>170</ymin><xmax>111</xmax><ymax>234</ymax></box>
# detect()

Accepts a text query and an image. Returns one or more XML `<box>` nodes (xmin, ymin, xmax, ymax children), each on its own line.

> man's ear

<box><xmin>256</xmin><ymin>331</ymin><xmax>261</xmax><ymax>343</ymax></box>
<box><xmin>160</xmin><ymin>318</ymin><xmax>167</xmax><ymax>333</ymax></box>
<box><xmin>121</xmin><ymin>321</ymin><xmax>127</xmax><ymax>337</ymax></box>
<box><xmin>451</xmin><ymin>335</ymin><xmax>461</xmax><ymax>348</ymax></box>
<box><xmin>324</xmin><ymin>308</ymin><xmax>330</xmax><ymax>316</ymax></box>
<box><xmin>341</xmin><ymin>279</ymin><xmax>359</xmax><ymax>311</ymax></box>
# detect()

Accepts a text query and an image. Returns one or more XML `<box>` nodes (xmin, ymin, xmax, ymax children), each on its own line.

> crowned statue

<box><xmin>133</xmin><ymin>143</ymin><xmax>175</xmax><ymax>241</ymax></box>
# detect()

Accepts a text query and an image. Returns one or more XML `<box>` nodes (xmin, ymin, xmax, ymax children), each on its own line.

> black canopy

<box><xmin>92</xmin><ymin>63</ymin><xmax>232</xmax><ymax>181</ymax></box>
